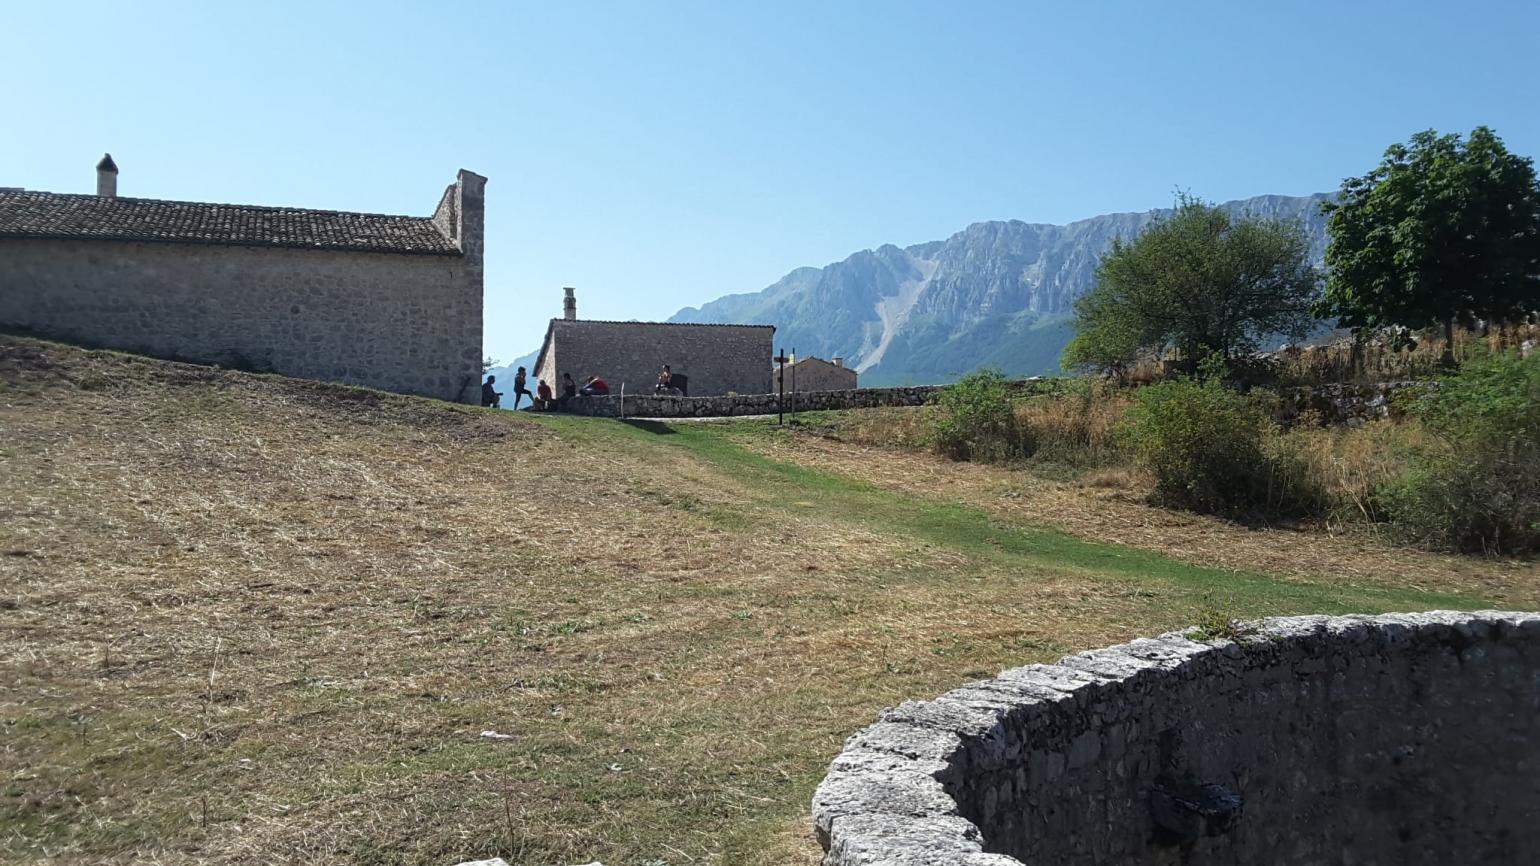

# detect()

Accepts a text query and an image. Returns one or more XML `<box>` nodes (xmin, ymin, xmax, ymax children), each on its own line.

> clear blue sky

<box><xmin>8</xmin><ymin>1</ymin><xmax>1538</xmax><ymax>362</ymax></box>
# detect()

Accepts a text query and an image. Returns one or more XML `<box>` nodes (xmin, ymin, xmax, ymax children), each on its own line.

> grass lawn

<box><xmin>0</xmin><ymin>336</ymin><xmax>1525</xmax><ymax>866</ymax></box>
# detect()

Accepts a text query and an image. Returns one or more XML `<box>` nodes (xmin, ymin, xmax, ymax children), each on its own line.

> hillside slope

<box><xmin>671</xmin><ymin>193</ymin><xmax>1332</xmax><ymax>384</ymax></box>
<box><xmin>1</xmin><ymin>337</ymin><xmax>1515</xmax><ymax>866</ymax></box>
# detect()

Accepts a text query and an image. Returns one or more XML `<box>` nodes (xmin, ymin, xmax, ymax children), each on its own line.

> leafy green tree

<box><xmin>1318</xmin><ymin>127</ymin><xmax>1540</xmax><ymax>361</ymax></box>
<box><xmin>1062</xmin><ymin>195</ymin><xmax>1319</xmax><ymax>375</ymax></box>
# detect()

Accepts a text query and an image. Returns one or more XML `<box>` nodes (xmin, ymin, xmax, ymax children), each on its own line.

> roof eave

<box><xmin>0</xmin><ymin>231</ymin><xmax>465</xmax><ymax>257</ymax></box>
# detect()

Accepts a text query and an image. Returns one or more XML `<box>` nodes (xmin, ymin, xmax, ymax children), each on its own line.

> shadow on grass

<box><xmin>619</xmin><ymin>419</ymin><xmax>678</xmax><ymax>435</ymax></box>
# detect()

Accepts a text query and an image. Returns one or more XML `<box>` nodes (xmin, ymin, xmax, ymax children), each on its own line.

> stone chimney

<box><xmin>429</xmin><ymin>169</ymin><xmax>488</xmax><ymax>266</ymax></box>
<box><xmin>563</xmin><ymin>287</ymin><xmax>577</xmax><ymax>320</ymax></box>
<box><xmin>96</xmin><ymin>153</ymin><xmax>118</xmax><ymax>198</ymax></box>
<box><xmin>832</xmin><ymin>356</ymin><xmax>844</xmax><ymax>368</ymax></box>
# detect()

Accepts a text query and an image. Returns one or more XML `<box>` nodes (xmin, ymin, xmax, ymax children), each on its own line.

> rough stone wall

<box><xmin>560</xmin><ymin>384</ymin><xmax>946</xmax><ymax>417</ymax></box>
<box><xmin>1277</xmin><ymin>381</ymin><xmax>1425</xmax><ymax>426</ymax></box>
<box><xmin>778</xmin><ymin>357</ymin><xmax>857</xmax><ymax>393</ymax></box>
<box><xmin>0</xmin><ymin>171</ymin><xmax>485</xmax><ymax>403</ymax></box>
<box><xmin>557</xmin><ymin>380</ymin><xmax>1065</xmax><ymax>418</ymax></box>
<box><xmin>539</xmin><ymin>320</ymin><xmax>773</xmax><ymax>397</ymax></box>
<box><xmin>813</xmin><ymin>610</ymin><xmax>1540</xmax><ymax>866</ymax></box>
<box><xmin>550</xmin><ymin>379</ymin><xmax>1426</xmax><ymax>424</ymax></box>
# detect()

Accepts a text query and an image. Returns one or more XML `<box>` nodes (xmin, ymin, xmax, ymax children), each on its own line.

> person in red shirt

<box><xmin>580</xmin><ymin>376</ymin><xmax>610</xmax><ymax>396</ymax></box>
<box><xmin>536</xmin><ymin>379</ymin><xmax>554</xmax><ymax>410</ymax></box>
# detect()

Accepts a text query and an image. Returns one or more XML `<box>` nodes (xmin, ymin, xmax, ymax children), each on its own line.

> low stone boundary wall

<box><xmin>813</xmin><ymin>611</ymin><xmax>1540</xmax><ymax>865</ymax></box>
<box><xmin>560</xmin><ymin>380</ymin><xmax>1060</xmax><ymax>418</ymax></box>
<box><xmin>548</xmin><ymin>380</ymin><xmax>1424</xmax><ymax>423</ymax></box>
<box><xmin>560</xmin><ymin>385</ymin><xmax>945</xmax><ymax>418</ymax></box>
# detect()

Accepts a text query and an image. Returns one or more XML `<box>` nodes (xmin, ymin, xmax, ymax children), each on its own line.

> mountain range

<box><xmin>494</xmin><ymin>193</ymin><xmax>1333</xmax><ymax>390</ymax></box>
<box><xmin>668</xmin><ymin>193</ymin><xmax>1333</xmax><ymax>385</ymax></box>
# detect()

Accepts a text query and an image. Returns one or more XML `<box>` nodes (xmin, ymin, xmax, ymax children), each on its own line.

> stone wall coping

<box><xmin>811</xmin><ymin>610</ymin><xmax>1540</xmax><ymax>865</ymax></box>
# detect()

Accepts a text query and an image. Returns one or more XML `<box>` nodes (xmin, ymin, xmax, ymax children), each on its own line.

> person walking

<box><xmin>511</xmin><ymin>366</ymin><xmax>535</xmax><ymax>410</ymax></box>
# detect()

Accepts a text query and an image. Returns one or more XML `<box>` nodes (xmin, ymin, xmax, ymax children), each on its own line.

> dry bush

<box><xmin>1015</xmin><ymin>382</ymin><xmax>1132</xmax><ymax>467</ymax></box>
<box><xmin>1274</xmin><ymin>420</ymin><xmax>1424</xmax><ymax>530</ymax></box>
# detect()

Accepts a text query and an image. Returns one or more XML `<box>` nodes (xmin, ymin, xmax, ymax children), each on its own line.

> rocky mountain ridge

<box><xmin>669</xmin><ymin>193</ymin><xmax>1332</xmax><ymax>384</ymax></box>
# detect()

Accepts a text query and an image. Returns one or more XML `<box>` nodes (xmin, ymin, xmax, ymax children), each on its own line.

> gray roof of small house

<box><xmin>533</xmin><ymin>318</ymin><xmax>775</xmax><ymax>376</ymax></box>
<box><xmin>0</xmin><ymin>189</ymin><xmax>461</xmax><ymax>256</ymax></box>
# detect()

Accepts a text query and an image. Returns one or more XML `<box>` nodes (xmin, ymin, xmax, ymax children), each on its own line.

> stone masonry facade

<box><xmin>777</xmin><ymin>356</ymin><xmax>857</xmax><ymax>393</ymax></box>
<box><xmin>0</xmin><ymin>168</ymin><xmax>486</xmax><ymax>403</ymax></box>
<box><xmin>536</xmin><ymin>319</ymin><xmax>773</xmax><ymax>398</ymax></box>
<box><xmin>813</xmin><ymin>610</ymin><xmax>1540</xmax><ymax>865</ymax></box>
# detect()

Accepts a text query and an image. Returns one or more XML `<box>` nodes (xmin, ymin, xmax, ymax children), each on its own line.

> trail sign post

<box><xmin>774</xmin><ymin>348</ymin><xmax>789</xmax><ymax>425</ymax></box>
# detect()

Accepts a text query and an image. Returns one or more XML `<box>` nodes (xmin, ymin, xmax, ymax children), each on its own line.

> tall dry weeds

<box><xmin>1015</xmin><ymin>384</ymin><xmax>1132</xmax><ymax>467</ymax></box>
<box><xmin>1272</xmin><ymin>420</ymin><xmax>1426</xmax><ymax>530</ymax></box>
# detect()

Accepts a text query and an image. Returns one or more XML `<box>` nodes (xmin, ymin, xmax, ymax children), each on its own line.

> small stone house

<box><xmin>0</xmin><ymin>155</ymin><xmax>487</xmax><ymax>403</ymax></box>
<box><xmin>534</xmin><ymin>288</ymin><xmax>774</xmax><ymax>396</ymax></box>
<box><xmin>776</xmin><ymin>355</ymin><xmax>857</xmax><ymax>392</ymax></box>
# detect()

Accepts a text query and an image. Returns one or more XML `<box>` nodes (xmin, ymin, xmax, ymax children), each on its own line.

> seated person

<box><xmin>559</xmin><ymin>373</ymin><xmax>577</xmax><ymax>409</ymax></box>
<box><xmin>655</xmin><ymin>364</ymin><xmax>673</xmax><ymax>393</ymax></box>
<box><xmin>580</xmin><ymin>375</ymin><xmax>610</xmax><ymax>396</ymax></box>
<box><xmin>481</xmin><ymin>375</ymin><xmax>502</xmax><ymax>408</ymax></box>
<box><xmin>536</xmin><ymin>379</ymin><xmax>554</xmax><ymax>410</ymax></box>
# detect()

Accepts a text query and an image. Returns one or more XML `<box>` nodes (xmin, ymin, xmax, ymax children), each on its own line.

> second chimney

<box><xmin>832</xmin><ymin>356</ymin><xmax>844</xmax><ymax>368</ymax></box>
<box><xmin>563</xmin><ymin>287</ymin><xmax>577</xmax><ymax>320</ymax></box>
<box><xmin>96</xmin><ymin>153</ymin><xmax>118</xmax><ymax>198</ymax></box>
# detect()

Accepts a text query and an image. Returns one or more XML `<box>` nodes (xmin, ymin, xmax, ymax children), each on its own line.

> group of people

<box><xmin>480</xmin><ymin>366</ymin><xmax>611</xmax><ymax>411</ymax></box>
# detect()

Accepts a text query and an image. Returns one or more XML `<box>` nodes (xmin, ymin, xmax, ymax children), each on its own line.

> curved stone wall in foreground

<box><xmin>813</xmin><ymin>611</ymin><xmax>1540</xmax><ymax>865</ymax></box>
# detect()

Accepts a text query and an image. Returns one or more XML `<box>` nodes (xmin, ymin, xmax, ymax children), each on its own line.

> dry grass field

<box><xmin>2</xmin><ymin>336</ymin><xmax>1532</xmax><ymax>866</ymax></box>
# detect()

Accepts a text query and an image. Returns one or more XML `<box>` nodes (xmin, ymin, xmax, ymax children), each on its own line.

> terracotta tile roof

<box><xmin>0</xmin><ymin>190</ymin><xmax>461</xmax><ymax>256</ymax></box>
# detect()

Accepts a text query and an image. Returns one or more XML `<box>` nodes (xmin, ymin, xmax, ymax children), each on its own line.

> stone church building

<box><xmin>0</xmin><ymin>155</ymin><xmax>487</xmax><ymax>403</ymax></box>
<box><xmin>777</xmin><ymin>355</ymin><xmax>857</xmax><ymax>392</ymax></box>
<box><xmin>535</xmin><ymin>288</ymin><xmax>774</xmax><ymax>396</ymax></box>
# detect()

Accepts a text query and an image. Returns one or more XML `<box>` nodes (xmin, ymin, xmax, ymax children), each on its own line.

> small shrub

<box><xmin>1379</xmin><ymin>349</ymin><xmax>1540</xmax><ymax>554</ymax></box>
<box><xmin>1187</xmin><ymin>607</ymin><xmax>1256</xmax><ymax>642</ymax></box>
<box><xmin>1122</xmin><ymin>375</ymin><xmax>1320</xmax><ymax>518</ymax></box>
<box><xmin>929</xmin><ymin>369</ymin><xmax>1033</xmax><ymax>463</ymax></box>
